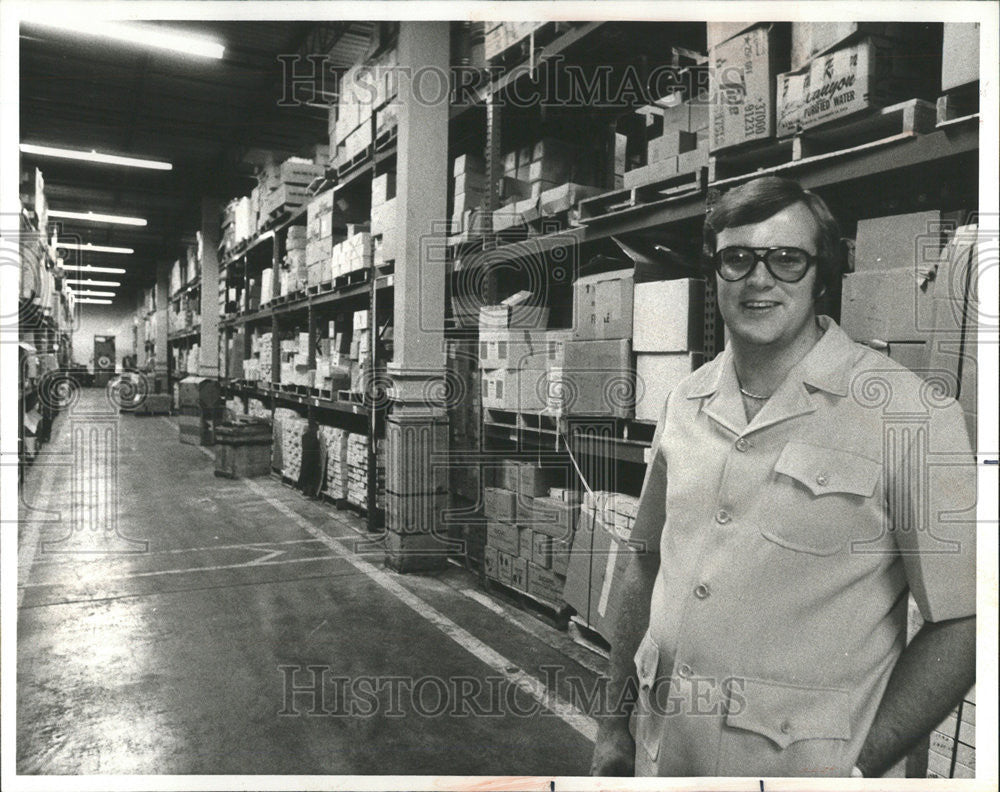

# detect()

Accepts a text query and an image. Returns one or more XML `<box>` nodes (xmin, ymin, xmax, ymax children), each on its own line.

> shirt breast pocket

<box><xmin>759</xmin><ymin>442</ymin><xmax>882</xmax><ymax>556</ymax></box>
<box><xmin>718</xmin><ymin>677</ymin><xmax>853</xmax><ymax>777</ymax></box>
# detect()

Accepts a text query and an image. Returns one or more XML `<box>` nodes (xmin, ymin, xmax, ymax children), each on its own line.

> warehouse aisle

<box><xmin>17</xmin><ymin>389</ymin><xmax>601</xmax><ymax>776</ymax></box>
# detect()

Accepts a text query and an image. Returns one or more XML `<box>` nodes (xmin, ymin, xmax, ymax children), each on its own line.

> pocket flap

<box><xmin>725</xmin><ymin>677</ymin><xmax>852</xmax><ymax>749</ymax></box>
<box><xmin>775</xmin><ymin>442</ymin><xmax>881</xmax><ymax>497</ymax></box>
<box><xmin>633</xmin><ymin>631</ymin><xmax>660</xmax><ymax>690</ymax></box>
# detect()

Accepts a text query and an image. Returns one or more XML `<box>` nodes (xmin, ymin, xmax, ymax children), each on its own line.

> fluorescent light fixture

<box><xmin>74</xmin><ymin>290</ymin><xmax>116</xmax><ymax>298</ymax></box>
<box><xmin>23</xmin><ymin>19</ymin><xmax>225</xmax><ymax>60</ymax></box>
<box><xmin>56</xmin><ymin>242</ymin><xmax>133</xmax><ymax>254</ymax></box>
<box><xmin>76</xmin><ymin>298</ymin><xmax>113</xmax><ymax>305</ymax></box>
<box><xmin>62</xmin><ymin>265</ymin><xmax>127</xmax><ymax>275</ymax></box>
<box><xmin>49</xmin><ymin>209</ymin><xmax>146</xmax><ymax>227</ymax></box>
<box><xmin>20</xmin><ymin>143</ymin><xmax>172</xmax><ymax>171</ymax></box>
<box><xmin>64</xmin><ymin>278</ymin><xmax>121</xmax><ymax>287</ymax></box>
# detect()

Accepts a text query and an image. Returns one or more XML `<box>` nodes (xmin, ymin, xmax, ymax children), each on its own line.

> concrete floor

<box><xmin>17</xmin><ymin>389</ymin><xmax>603</xmax><ymax>776</ymax></box>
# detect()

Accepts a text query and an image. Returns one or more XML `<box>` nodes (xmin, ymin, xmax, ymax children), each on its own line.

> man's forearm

<box><xmin>856</xmin><ymin>615</ymin><xmax>976</xmax><ymax>777</ymax></box>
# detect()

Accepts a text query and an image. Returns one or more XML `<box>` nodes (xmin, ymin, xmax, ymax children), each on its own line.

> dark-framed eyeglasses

<box><xmin>713</xmin><ymin>246</ymin><xmax>818</xmax><ymax>283</ymax></box>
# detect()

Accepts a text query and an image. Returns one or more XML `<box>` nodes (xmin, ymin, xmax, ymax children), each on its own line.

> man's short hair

<box><xmin>702</xmin><ymin>176</ymin><xmax>844</xmax><ymax>299</ymax></box>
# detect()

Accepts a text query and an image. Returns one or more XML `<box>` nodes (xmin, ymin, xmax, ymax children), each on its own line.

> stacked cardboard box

<box><xmin>275</xmin><ymin>410</ymin><xmax>307</xmax><ymax>480</ymax></box>
<box><xmin>262</xmin><ymin>157</ymin><xmax>324</xmax><ymax>217</ymax></box>
<box><xmin>632</xmin><ymin>278</ymin><xmax>707</xmax><ymax>422</ymax></box>
<box><xmin>777</xmin><ymin>28</ymin><xmax>938</xmax><ymax>136</ymax></box>
<box><xmin>562</xmin><ymin>489</ymin><xmax>642</xmax><ymax>640</ymax></box>
<box><xmin>371</xmin><ymin>172</ymin><xmax>397</xmax><ymax>266</ymax></box>
<box><xmin>928</xmin><ymin>687</ymin><xmax>976</xmax><ymax>778</ymax></box>
<box><xmin>484</xmin><ymin>463</ymin><xmax>577</xmax><ymax>604</ymax></box>
<box><xmin>452</xmin><ymin>153</ymin><xmax>485</xmax><ymax>234</ymax></box>
<box><xmin>332</xmin><ymin>227</ymin><xmax>373</xmax><ymax>279</ymax></box>
<box><xmin>248</xmin><ymin>399</ymin><xmax>270</xmax><ymax>421</ymax></box>
<box><xmin>626</xmin><ymin>93</ymin><xmax>711</xmax><ymax>188</ymax></box>
<box><xmin>543</xmin><ymin>269</ymin><xmax>636</xmax><ymax>417</ymax></box>
<box><xmin>346</xmin><ymin>434</ymin><xmax>386</xmax><ymax>510</ymax></box>
<box><xmin>306</xmin><ymin>191</ymin><xmax>335</xmax><ymax>286</ymax></box>
<box><xmin>708</xmin><ymin>24</ymin><xmax>791</xmax><ymax>152</ymax></box>
<box><xmin>317</xmin><ymin>425</ymin><xmax>349</xmax><ymax>500</ymax></box>
<box><xmin>330</xmin><ymin>52</ymin><xmax>397</xmax><ymax>169</ymax></box>
<box><xmin>285</xmin><ymin>225</ymin><xmax>309</xmax><ymax>295</ymax></box>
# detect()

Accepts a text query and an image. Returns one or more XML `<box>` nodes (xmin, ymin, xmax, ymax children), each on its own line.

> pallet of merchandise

<box><xmin>936</xmin><ymin>82</ymin><xmax>979</xmax><ymax>128</ymax></box>
<box><xmin>709</xmin><ymin>98</ymin><xmax>937</xmax><ymax>184</ymax></box>
<box><xmin>578</xmin><ymin>167</ymin><xmax>706</xmax><ymax>224</ymax></box>
<box><xmin>482</xmin><ymin>573</ymin><xmax>571</xmax><ymax>631</ymax></box>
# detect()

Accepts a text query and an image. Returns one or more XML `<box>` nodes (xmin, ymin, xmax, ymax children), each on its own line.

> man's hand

<box><xmin>590</xmin><ymin>719</ymin><xmax>635</xmax><ymax>776</ymax></box>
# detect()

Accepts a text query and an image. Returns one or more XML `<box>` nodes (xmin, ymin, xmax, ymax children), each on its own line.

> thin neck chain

<box><xmin>738</xmin><ymin>382</ymin><xmax>772</xmax><ymax>400</ymax></box>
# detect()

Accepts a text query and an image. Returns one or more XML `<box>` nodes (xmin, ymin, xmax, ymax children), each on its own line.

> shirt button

<box><xmin>816</xmin><ymin>473</ymin><xmax>829</xmax><ymax>486</ymax></box>
<box><xmin>694</xmin><ymin>583</ymin><xmax>710</xmax><ymax>599</ymax></box>
<box><xmin>677</xmin><ymin>663</ymin><xmax>693</xmax><ymax>679</ymax></box>
<box><xmin>715</xmin><ymin>509</ymin><xmax>731</xmax><ymax>525</ymax></box>
<box><xmin>735</xmin><ymin>437</ymin><xmax>750</xmax><ymax>452</ymax></box>
<box><xmin>780</xmin><ymin>720</ymin><xmax>792</xmax><ymax>735</ymax></box>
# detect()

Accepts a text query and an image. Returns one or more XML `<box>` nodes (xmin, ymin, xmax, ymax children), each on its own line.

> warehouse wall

<box><xmin>71</xmin><ymin>301</ymin><xmax>136</xmax><ymax>371</ymax></box>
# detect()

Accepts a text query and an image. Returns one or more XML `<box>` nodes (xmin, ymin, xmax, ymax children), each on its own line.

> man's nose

<box><xmin>745</xmin><ymin>258</ymin><xmax>775</xmax><ymax>288</ymax></box>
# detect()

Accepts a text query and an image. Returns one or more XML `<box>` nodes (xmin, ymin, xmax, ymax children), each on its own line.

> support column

<box><xmin>198</xmin><ymin>198</ymin><xmax>221</xmax><ymax>379</ymax></box>
<box><xmin>154</xmin><ymin>260</ymin><xmax>170</xmax><ymax>393</ymax></box>
<box><xmin>385</xmin><ymin>21</ymin><xmax>451</xmax><ymax>572</ymax></box>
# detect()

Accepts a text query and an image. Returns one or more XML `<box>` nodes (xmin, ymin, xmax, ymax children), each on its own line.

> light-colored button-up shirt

<box><xmin>630</xmin><ymin>316</ymin><xmax>976</xmax><ymax>777</ymax></box>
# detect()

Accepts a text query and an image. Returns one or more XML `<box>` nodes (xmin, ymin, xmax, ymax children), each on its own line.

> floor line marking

<box><xmin>28</xmin><ymin>538</ymin><xmax>324</xmax><ymax>566</ymax></box>
<box><xmin>18</xmin><ymin>553</ymin><xmax>350</xmax><ymax>588</ymax></box>
<box><xmin>239</xmin><ymin>476</ymin><xmax>598</xmax><ymax>743</ymax></box>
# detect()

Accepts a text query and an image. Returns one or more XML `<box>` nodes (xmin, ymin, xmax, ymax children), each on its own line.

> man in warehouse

<box><xmin>590</xmin><ymin>175</ymin><xmax>976</xmax><ymax>778</ymax></box>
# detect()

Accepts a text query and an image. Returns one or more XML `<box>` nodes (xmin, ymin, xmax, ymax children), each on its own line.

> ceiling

<box><xmin>19</xmin><ymin>20</ymin><xmax>377</xmax><ymax>300</ymax></box>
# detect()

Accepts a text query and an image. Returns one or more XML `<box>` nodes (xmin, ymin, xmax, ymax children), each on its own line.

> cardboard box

<box><xmin>530</xmin><ymin>495</ymin><xmax>580</xmax><ymax>540</ymax></box>
<box><xmin>518</xmin><ymin>526</ymin><xmax>534</xmax><ymax>560</ymax></box>
<box><xmin>516</xmin><ymin>366</ymin><xmax>551</xmax><ymax>412</ymax></box>
<box><xmin>942</xmin><ymin>23</ymin><xmax>980</xmax><ymax>91</ymax></box>
<box><xmin>633</xmin><ymin>279</ymin><xmax>706</xmax><ymax>352</ymax></box>
<box><xmin>552</xmin><ymin>339</ymin><xmax>635</xmax><ymax>417</ymax></box>
<box><xmin>482</xmin><ymin>369</ymin><xmax>520</xmax><ymax>410</ymax></box>
<box><xmin>573</xmin><ymin>269</ymin><xmax>634</xmax><ymax>341</ymax></box>
<box><xmin>854</xmin><ymin>211</ymin><xmax>942</xmax><ymax>272</ymax></box>
<box><xmin>532</xmin><ymin>532</ymin><xmax>553</xmax><ymax>568</ymax></box>
<box><xmin>777</xmin><ymin>37</ymin><xmax>932</xmax><ymax>136</ymax></box>
<box><xmin>707</xmin><ymin>22</ymin><xmax>756</xmax><ymax>50</ymax></box>
<box><xmin>635</xmin><ymin>352</ymin><xmax>703</xmax><ymax>422</ymax></box>
<box><xmin>527</xmin><ymin>562</ymin><xmax>565</xmax><ymax>603</ymax></box>
<box><xmin>486</xmin><ymin>520</ymin><xmax>520</xmax><ymax>555</ymax></box>
<box><xmin>479</xmin><ymin>296</ymin><xmax>550</xmax><ymax>331</ymax></box>
<box><xmin>623</xmin><ymin>157</ymin><xmax>679</xmax><ymax>190</ymax></box>
<box><xmin>454</xmin><ymin>153</ymin><xmax>486</xmax><ymax>177</ymax></box>
<box><xmin>648</xmin><ymin>130</ymin><xmax>697</xmax><ymax>163</ymax></box>
<box><xmin>454</xmin><ymin>171</ymin><xmax>486</xmax><ymax>195</ymax></box>
<box><xmin>710</xmin><ymin>24</ymin><xmax>789</xmax><ymax>151</ymax></box>
<box><xmin>790</xmin><ymin>22</ymin><xmax>910</xmax><ymax>70</ymax></box>
<box><xmin>479</xmin><ymin>328</ymin><xmax>536</xmax><ymax>370</ymax></box>
<box><xmin>840</xmin><ymin>268</ymin><xmax>937</xmax><ymax>344</ymax></box>
<box><xmin>484</xmin><ymin>487</ymin><xmax>517</xmax><ymax>523</ymax></box>
<box><xmin>677</xmin><ymin>140</ymin><xmax>710</xmax><ymax>173</ymax></box>
<box><xmin>511</xmin><ymin>556</ymin><xmax>529</xmax><ymax>590</ymax></box>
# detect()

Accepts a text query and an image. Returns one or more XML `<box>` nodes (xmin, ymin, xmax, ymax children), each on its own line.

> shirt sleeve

<box><xmin>627</xmin><ymin>391</ymin><xmax>670</xmax><ymax>557</ymax></box>
<box><xmin>892</xmin><ymin>397</ymin><xmax>977</xmax><ymax>622</ymax></box>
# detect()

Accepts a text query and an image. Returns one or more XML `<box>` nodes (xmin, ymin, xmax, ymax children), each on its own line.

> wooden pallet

<box><xmin>709</xmin><ymin>98</ymin><xmax>938</xmax><ymax>183</ymax></box>
<box><xmin>483</xmin><ymin>576</ymin><xmax>571</xmax><ymax>631</ymax></box>
<box><xmin>307</xmin><ymin>280</ymin><xmax>334</xmax><ymax>296</ymax></box>
<box><xmin>375</xmin><ymin>124</ymin><xmax>398</xmax><ymax>152</ymax></box>
<box><xmin>568</xmin><ymin>615</ymin><xmax>611</xmax><ymax>659</ymax></box>
<box><xmin>336</xmin><ymin>146</ymin><xmax>372</xmax><ymax>178</ymax></box>
<box><xmin>936</xmin><ymin>82</ymin><xmax>979</xmax><ymax>127</ymax></box>
<box><xmin>334</xmin><ymin>267</ymin><xmax>371</xmax><ymax>290</ymax></box>
<box><xmin>578</xmin><ymin>168</ymin><xmax>706</xmax><ymax>224</ymax></box>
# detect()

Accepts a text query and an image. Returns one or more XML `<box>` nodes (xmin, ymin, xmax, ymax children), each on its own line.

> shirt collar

<box><xmin>686</xmin><ymin>316</ymin><xmax>857</xmax><ymax>400</ymax></box>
